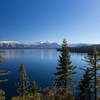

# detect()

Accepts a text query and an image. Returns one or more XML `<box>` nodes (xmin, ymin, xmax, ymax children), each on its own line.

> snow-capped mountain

<box><xmin>0</xmin><ymin>41</ymin><xmax>94</xmax><ymax>49</ymax></box>
<box><xmin>0</xmin><ymin>41</ymin><xmax>21</xmax><ymax>44</ymax></box>
<box><xmin>0</xmin><ymin>41</ymin><xmax>60</xmax><ymax>49</ymax></box>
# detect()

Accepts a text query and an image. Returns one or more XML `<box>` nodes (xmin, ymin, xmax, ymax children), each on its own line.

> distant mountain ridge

<box><xmin>0</xmin><ymin>41</ymin><xmax>60</xmax><ymax>49</ymax></box>
<box><xmin>0</xmin><ymin>41</ymin><xmax>94</xmax><ymax>49</ymax></box>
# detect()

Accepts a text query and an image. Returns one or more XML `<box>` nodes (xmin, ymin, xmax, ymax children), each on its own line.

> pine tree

<box><xmin>29</xmin><ymin>81</ymin><xmax>41</xmax><ymax>100</ymax></box>
<box><xmin>79</xmin><ymin>68</ymin><xmax>92</xmax><ymax>100</ymax></box>
<box><xmin>54</xmin><ymin>39</ymin><xmax>77</xmax><ymax>89</ymax></box>
<box><xmin>83</xmin><ymin>46</ymin><xmax>100</xmax><ymax>100</ymax></box>
<box><xmin>0</xmin><ymin>51</ymin><xmax>10</xmax><ymax>82</ymax></box>
<box><xmin>0</xmin><ymin>50</ymin><xmax>10</xmax><ymax>100</ymax></box>
<box><xmin>31</xmin><ymin>80</ymin><xmax>38</xmax><ymax>95</ymax></box>
<box><xmin>17</xmin><ymin>64</ymin><xmax>30</xmax><ymax>98</ymax></box>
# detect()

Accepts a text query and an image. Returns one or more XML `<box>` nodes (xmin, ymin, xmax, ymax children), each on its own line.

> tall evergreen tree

<box><xmin>54</xmin><ymin>39</ymin><xmax>77</xmax><ymax>88</ymax></box>
<box><xmin>31</xmin><ymin>80</ymin><xmax>38</xmax><ymax>95</ymax></box>
<box><xmin>83</xmin><ymin>46</ymin><xmax>100</xmax><ymax>100</ymax></box>
<box><xmin>79</xmin><ymin>68</ymin><xmax>92</xmax><ymax>100</ymax></box>
<box><xmin>17</xmin><ymin>64</ymin><xmax>30</xmax><ymax>98</ymax></box>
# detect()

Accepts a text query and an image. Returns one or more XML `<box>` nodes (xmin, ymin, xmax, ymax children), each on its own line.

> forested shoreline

<box><xmin>69</xmin><ymin>45</ymin><xmax>100</xmax><ymax>53</ymax></box>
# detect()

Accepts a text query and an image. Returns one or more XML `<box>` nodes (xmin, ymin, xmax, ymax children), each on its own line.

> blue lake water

<box><xmin>0</xmin><ymin>49</ymin><xmax>88</xmax><ymax>100</ymax></box>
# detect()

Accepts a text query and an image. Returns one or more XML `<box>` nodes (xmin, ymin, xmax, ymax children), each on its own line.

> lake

<box><xmin>0</xmin><ymin>49</ymin><xmax>88</xmax><ymax>100</ymax></box>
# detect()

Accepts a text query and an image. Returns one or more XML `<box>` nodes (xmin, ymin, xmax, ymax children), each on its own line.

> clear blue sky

<box><xmin>0</xmin><ymin>0</ymin><xmax>100</xmax><ymax>43</ymax></box>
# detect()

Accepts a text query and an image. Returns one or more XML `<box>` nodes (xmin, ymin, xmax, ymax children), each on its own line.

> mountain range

<box><xmin>0</xmin><ymin>41</ymin><xmax>93</xmax><ymax>49</ymax></box>
<box><xmin>0</xmin><ymin>41</ymin><xmax>60</xmax><ymax>49</ymax></box>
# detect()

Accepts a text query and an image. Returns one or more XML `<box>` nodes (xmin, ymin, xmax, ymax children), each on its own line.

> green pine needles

<box><xmin>17</xmin><ymin>64</ymin><xmax>30</xmax><ymax>97</ymax></box>
<box><xmin>54</xmin><ymin>39</ymin><xmax>77</xmax><ymax>89</ymax></box>
<box><xmin>79</xmin><ymin>46</ymin><xmax>100</xmax><ymax>100</ymax></box>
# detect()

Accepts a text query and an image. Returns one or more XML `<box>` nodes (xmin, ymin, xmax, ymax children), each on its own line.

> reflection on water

<box><xmin>2</xmin><ymin>49</ymin><xmax>58</xmax><ymax>60</ymax></box>
<box><xmin>0</xmin><ymin>49</ymin><xmax>88</xmax><ymax>100</ymax></box>
<box><xmin>2</xmin><ymin>49</ymin><xmax>25</xmax><ymax>59</ymax></box>
<box><xmin>40</xmin><ymin>49</ymin><xmax>58</xmax><ymax>60</ymax></box>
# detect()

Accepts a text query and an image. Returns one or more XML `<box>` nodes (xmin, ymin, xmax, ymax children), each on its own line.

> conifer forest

<box><xmin>0</xmin><ymin>39</ymin><xmax>100</xmax><ymax>100</ymax></box>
